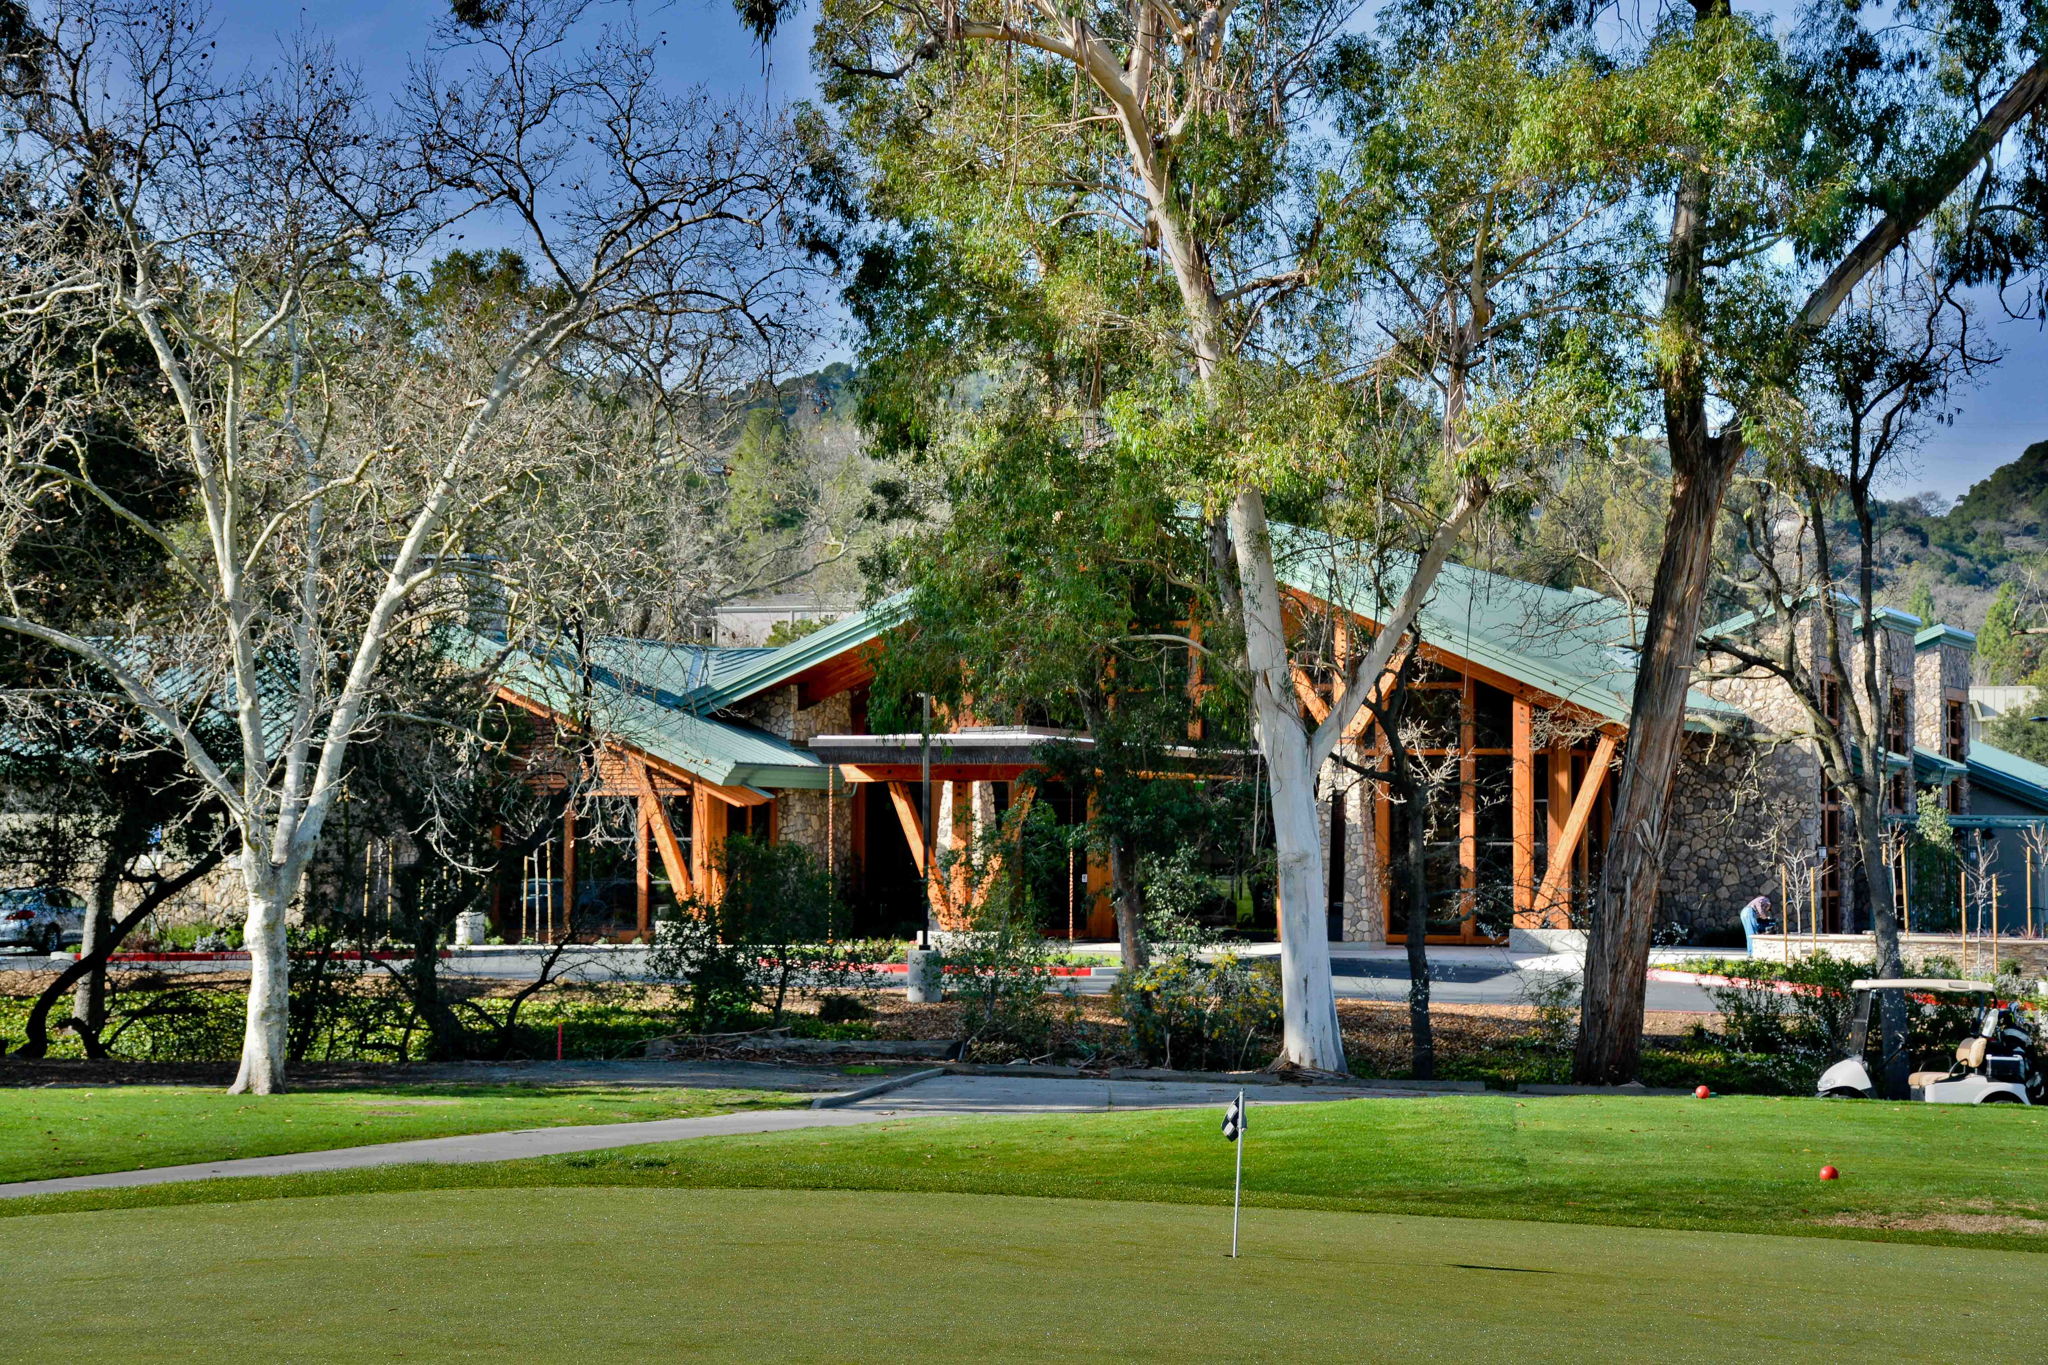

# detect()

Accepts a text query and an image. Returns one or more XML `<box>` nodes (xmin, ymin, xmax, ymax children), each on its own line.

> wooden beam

<box><xmin>1291</xmin><ymin>665</ymin><xmax>1330</xmax><ymax>723</ymax></box>
<box><xmin>644</xmin><ymin>792</ymin><xmax>694</xmax><ymax>905</ymax></box>
<box><xmin>1511</xmin><ymin>697</ymin><xmax>1535</xmax><ymax>924</ymax></box>
<box><xmin>1533</xmin><ymin>731</ymin><xmax>1619</xmax><ymax>919</ymax></box>
<box><xmin>885</xmin><ymin>781</ymin><xmax>927</xmax><ymax>877</ymax></box>
<box><xmin>622</xmin><ymin>754</ymin><xmax>695</xmax><ymax>906</ymax></box>
<box><xmin>839</xmin><ymin>763</ymin><xmax>1033</xmax><ymax>784</ymax></box>
<box><xmin>635</xmin><ymin>803</ymin><xmax>651</xmax><ymax>935</ymax></box>
<box><xmin>691</xmin><ymin>786</ymin><xmax>728</xmax><ymax>901</ymax></box>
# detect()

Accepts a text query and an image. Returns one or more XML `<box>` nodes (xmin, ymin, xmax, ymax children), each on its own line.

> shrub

<box><xmin>647</xmin><ymin>913</ymin><xmax>763</xmax><ymax>1031</ymax></box>
<box><xmin>816</xmin><ymin>994</ymin><xmax>871</xmax><ymax>1024</ymax></box>
<box><xmin>940</xmin><ymin>922</ymin><xmax>1078</xmax><ymax>1062</ymax></box>
<box><xmin>1113</xmin><ymin>951</ymin><xmax>1281</xmax><ymax>1071</ymax></box>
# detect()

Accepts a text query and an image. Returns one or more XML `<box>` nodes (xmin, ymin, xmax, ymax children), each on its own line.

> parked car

<box><xmin>0</xmin><ymin>887</ymin><xmax>87</xmax><ymax>954</ymax></box>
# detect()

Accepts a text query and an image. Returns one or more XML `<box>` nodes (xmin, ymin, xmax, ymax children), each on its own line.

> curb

<box><xmin>1647</xmin><ymin>967</ymin><xmax>1811</xmax><ymax>995</ymax></box>
<box><xmin>1517</xmin><ymin>1082</ymin><xmax>1696</xmax><ymax>1096</ymax></box>
<box><xmin>811</xmin><ymin>1067</ymin><xmax>947</xmax><ymax>1109</ymax></box>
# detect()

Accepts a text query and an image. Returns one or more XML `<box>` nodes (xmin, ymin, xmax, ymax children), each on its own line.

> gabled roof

<box><xmin>443</xmin><ymin>630</ymin><xmax>829</xmax><ymax>790</ymax></box>
<box><xmin>1967</xmin><ymin>743</ymin><xmax>2048</xmax><ymax>810</ymax></box>
<box><xmin>676</xmin><ymin>591</ymin><xmax>912</xmax><ymax>712</ymax></box>
<box><xmin>585</xmin><ymin>639</ymin><xmax>778</xmax><ymax>703</ymax></box>
<box><xmin>1275</xmin><ymin>530</ymin><xmax>1740</xmax><ymax>730</ymax></box>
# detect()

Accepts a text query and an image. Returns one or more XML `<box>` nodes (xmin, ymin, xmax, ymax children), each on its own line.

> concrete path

<box><xmin>0</xmin><ymin>942</ymin><xmax>1729</xmax><ymax>1011</ymax></box>
<box><xmin>0</xmin><ymin>1071</ymin><xmax>1397</xmax><ymax>1201</ymax></box>
<box><xmin>848</xmin><ymin>1073</ymin><xmax>1412</xmax><ymax>1114</ymax></box>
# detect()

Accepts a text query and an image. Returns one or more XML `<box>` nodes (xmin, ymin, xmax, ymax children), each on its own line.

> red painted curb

<box><xmin>1647</xmin><ymin>968</ymin><xmax>1813</xmax><ymax>995</ymax></box>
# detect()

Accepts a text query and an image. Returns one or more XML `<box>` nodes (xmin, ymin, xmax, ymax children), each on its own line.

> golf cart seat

<box><xmin>1909</xmin><ymin>1037</ymin><xmax>1991</xmax><ymax>1089</ymax></box>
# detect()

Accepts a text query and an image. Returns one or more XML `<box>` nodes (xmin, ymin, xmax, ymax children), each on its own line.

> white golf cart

<box><xmin>1816</xmin><ymin>978</ymin><xmax>2044</xmax><ymax>1105</ymax></box>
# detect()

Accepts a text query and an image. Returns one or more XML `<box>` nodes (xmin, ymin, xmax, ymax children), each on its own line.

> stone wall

<box><xmin>725</xmin><ymin>684</ymin><xmax>857</xmax><ymax>876</ymax></box>
<box><xmin>1759</xmin><ymin>932</ymin><xmax>2048</xmax><ymax>978</ymax></box>
<box><xmin>1318</xmin><ymin>750</ymin><xmax>1384</xmax><ymax>942</ymax></box>
<box><xmin>1657</xmin><ymin>731</ymin><xmax>1817</xmax><ymax>934</ymax></box>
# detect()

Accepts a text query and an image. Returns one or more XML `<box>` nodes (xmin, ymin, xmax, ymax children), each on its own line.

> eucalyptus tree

<box><xmin>779</xmin><ymin>0</ymin><xmax>1666</xmax><ymax>1070</ymax></box>
<box><xmin>1705</xmin><ymin>258</ymin><xmax>1990</xmax><ymax>1097</ymax></box>
<box><xmin>0</xmin><ymin>0</ymin><xmax>822</xmax><ymax>1092</ymax></box>
<box><xmin>1576</xmin><ymin>0</ymin><xmax>2048</xmax><ymax>1083</ymax></box>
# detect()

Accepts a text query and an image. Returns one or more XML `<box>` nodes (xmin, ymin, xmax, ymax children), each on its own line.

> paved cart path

<box><xmin>0</xmin><ymin>1072</ymin><xmax>1410</xmax><ymax>1201</ymax></box>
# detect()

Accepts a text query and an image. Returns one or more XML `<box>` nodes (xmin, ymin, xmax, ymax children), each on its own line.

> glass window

<box><xmin>1472</xmin><ymin>681</ymin><xmax>1512</xmax><ymax>749</ymax></box>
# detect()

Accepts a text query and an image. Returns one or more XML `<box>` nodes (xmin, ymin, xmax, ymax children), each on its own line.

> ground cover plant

<box><xmin>9</xmin><ymin>1093</ymin><xmax>2047</xmax><ymax>1258</ymax></box>
<box><xmin>1</xmin><ymin>1186</ymin><xmax>2038</xmax><ymax>1362</ymax></box>
<box><xmin>0</xmin><ymin>1084</ymin><xmax>806</xmax><ymax>1184</ymax></box>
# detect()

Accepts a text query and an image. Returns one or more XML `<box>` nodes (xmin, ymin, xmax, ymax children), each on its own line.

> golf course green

<box><xmin>3</xmin><ymin>1185</ymin><xmax>2036</xmax><ymax>1361</ymax></box>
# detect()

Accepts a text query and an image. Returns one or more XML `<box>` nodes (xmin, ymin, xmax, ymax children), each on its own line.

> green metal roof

<box><xmin>677</xmin><ymin>591</ymin><xmax>912</xmax><ymax>711</ymax></box>
<box><xmin>585</xmin><ymin>639</ymin><xmax>778</xmax><ymax>702</ymax></box>
<box><xmin>444</xmin><ymin>630</ymin><xmax>829</xmax><ymax>789</ymax></box>
<box><xmin>1277</xmin><ymin>530</ymin><xmax>1742</xmax><ymax>730</ymax></box>
<box><xmin>1915</xmin><ymin>624</ymin><xmax>1977</xmax><ymax>650</ymax></box>
<box><xmin>1967</xmin><ymin>743</ymin><xmax>2048</xmax><ymax>810</ymax></box>
<box><xmin>1703</xmin><ymin>591</ymin><xmax>1923</xmax><ymax>641</ymax></box>
<box><xmin>1912</xmin><ymin>746</ymin><xmax>1966</xmax><ymax>785</ymax></box>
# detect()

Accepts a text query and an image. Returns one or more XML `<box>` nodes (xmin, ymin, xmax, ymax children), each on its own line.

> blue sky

<box><xmin>219</xmin><ymin>0</ymin><xmax>2041</xmax><ymax>502</ymax></box>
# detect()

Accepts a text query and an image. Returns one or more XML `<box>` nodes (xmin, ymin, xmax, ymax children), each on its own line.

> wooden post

<box><xmin>1807</xmin><ymin>864</ymin><xmax>1818</xmax><ymax>954</ymax></box>
<box><xmin>1901</xmin><ymin>844</ymin><xmax>1911</xmax><ymax>936</ymax></box>
<box><xmin>1779</xmin><ymin>864</ymin><xmax>1790</xmax><ymax>965</ymax></box>
<box><xmin>1546</xmin><ymin>740</ymin><xmax>1571</xmax><ymax>923</ymax></box>
<box><xmin>1511</xmin><ymin>698</ymin><xmax>1535</xmax><ymax>925</ymax></box>
<box><xmin>1960</xmin><ymin>860</ymin><xmax>1970</xmax><ymax>976</ymax></box>
<box><xmin>1992</xmin><ymin>873</ymin><xmax>2000</xmax><ymax>977</ymax></box>
<box><xmin>2028</xmin><ymin>851</ymin><xmax>2035</xmax><ymax>939</ymax></box>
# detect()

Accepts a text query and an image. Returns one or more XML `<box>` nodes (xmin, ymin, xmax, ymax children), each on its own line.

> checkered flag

<box><xmin>1221</xmin><ymin>1092</ymin><xmax>1245</xmax><ymax>1142</ymax></box>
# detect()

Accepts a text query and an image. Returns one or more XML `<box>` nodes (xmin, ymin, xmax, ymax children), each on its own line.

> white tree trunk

<box><xmin>229</xmin><ymin>869</ymin><xmax>293</xmax><ymax>1095</ymax></box>
<box><xmin>1229</xmin><ymin>489</ymin><xmax>1346</xmax><ymax>1072</ymax></box>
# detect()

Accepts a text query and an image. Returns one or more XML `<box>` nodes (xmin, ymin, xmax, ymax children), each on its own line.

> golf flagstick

<box><xmin>1222</xmin><ymin>1089</ymin><xmax>1246</xmax><ymax>1257</ymax></box>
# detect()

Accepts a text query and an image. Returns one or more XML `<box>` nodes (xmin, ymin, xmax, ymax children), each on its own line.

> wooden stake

<box><xmin>1901</xmin><ymin>844</ymin><xmax>1911</xmax><ymax>936</ymax></box>
<box><xmin>1779</xmin><ymin>865</ymin><xmax>1790</xmax><ymax>965</ymax></box>
<box><xmin>1808</xmin><ymin>865</ymin><xmax>1819</xmax><ymax>954</ymax></box>
<box><xmin>1992</xmin><ymin>875</ymin><xmax>2000</xmax><ymax>978</ymax></box>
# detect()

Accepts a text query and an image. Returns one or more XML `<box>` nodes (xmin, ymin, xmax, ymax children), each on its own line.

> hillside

<box><xmin>1871</xmin><ymin>440</ymin><xmax>2048</xmax><ymax>634</ymax></box>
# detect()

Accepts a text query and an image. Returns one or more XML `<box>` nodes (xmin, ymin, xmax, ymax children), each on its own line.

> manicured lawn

<box><xmin>2</xmin><ymin>1186</ymin><xmax>2038</xmax><ymax>1361</ymax></box>
<box><xmin>0</xmin><ymin>1083</ymin><xmax>807</xmax><ymax>1183</ymax></box>
<box><xmin>10</xmin><ymin>1093</ymin><xmax>2048</xmax><ymax>1255</ymax></box>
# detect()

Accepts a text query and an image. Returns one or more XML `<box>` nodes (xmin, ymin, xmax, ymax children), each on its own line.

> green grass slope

<box><xmin>10</xmin><ymin>1094</ymin><xmax>2047</xmax><ymax>1254</ymax></box>
<box><xmin>0</xmin><ymin>1083</ymin><xmax>805</xmax><ymax>1183</ymax></box>
<box><xmin>2</xmin><ymin>1187</ymin><xmax>2036</xmax><ymax>1362</ymax></box>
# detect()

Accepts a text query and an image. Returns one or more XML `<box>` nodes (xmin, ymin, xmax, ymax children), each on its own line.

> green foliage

<box><xmin>938</xmin><ymin>889</ymin><xmax>1085</xmax><ymax>1062</ymax></box>
<box><xmin>1981</xmin><ymin>706</ymin><xmax>2048</xmax><ymax>765</ymax></box>
<box><xmin>1113</xmin><ymin>951</ymin><xmax>1282</xmax><ymax>1071</ymax></box>
<box><xmin>649</xmin><ymin>837</ymin><xmax>876</xmax><ymax>1030</ymax></box>
<box><xmin>1978</xmin><ymin>580</ymin><xmax>2027</xmax><ymax>683</ymax></box>
<box><xmin>1909</xmin><ymin>790</ymin><xmax>1962</xmax><ymax>930</ymax></box>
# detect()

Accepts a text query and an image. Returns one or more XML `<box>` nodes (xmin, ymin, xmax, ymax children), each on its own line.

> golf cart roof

<box><xmin>1850</xmin><ymin>978</ymin><xmax>1998</xmax><ymax>994</ymax></box>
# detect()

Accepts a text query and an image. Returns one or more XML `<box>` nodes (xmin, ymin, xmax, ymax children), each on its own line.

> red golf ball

<box><xmin>1819</xmin><ymin>1165</ymin><xmax>1840</xmax><ymax>1181</ymax></box>
<box><xmin>1694</xmin><ymin>1085</ymin><xmax>1710</xmax><ymax>1099</ymax></box>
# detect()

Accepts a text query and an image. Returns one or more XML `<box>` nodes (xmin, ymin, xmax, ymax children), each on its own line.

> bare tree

<box><xmin>0</xmin><ymin>0</ymin><xmax>820</xmax><ymax>1091</ymax></box>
